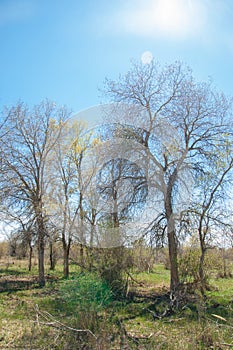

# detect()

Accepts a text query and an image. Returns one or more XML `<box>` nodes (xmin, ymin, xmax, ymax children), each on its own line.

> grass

<box><xmin>0</xmin><ymin>259</ymin><xmax>232</xmax><ymax>349</ymax></box>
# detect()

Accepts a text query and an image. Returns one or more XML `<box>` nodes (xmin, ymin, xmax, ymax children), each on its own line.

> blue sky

<box><xmin>0</xmin><ymin>0</ymin><xmax>233</xmax><ymax>115</ymax></box>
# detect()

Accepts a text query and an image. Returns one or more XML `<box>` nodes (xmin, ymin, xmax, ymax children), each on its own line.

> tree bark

<box><xmin>36</xmin><ymin>206</ymin><xmax>46</xmax><ymax>288</ymax></box>
<box><xmin>80</xmin><ymin>243</ymin><xmax>84</xmax><ymax>272</ymax></box>
<box><xmin>28</xmin><ymin>244</ymin><xmax>33</xmax><ymax>272</ymax></box>
<box><xmin>198</xmin><ymin>251</ymin><xmax>205</xmax><ymax>294</ymax></box>
<box><xmin>167</xmin><ymin>217</ymin><xmax>179</xmax><ymax>290</ymax></box>
<box><xmin>198</xmin><ymin>220</ymin><xmax>206</xmax><ymax>294</ymax></box>
<box><xmin>63</xmin><ymin>248</ymin><xmax>69</xmax><ymax>278</ymax></box>
<box><xmin>63</xmin><ymin>238</ymin><xmax>71</xmax><ymax>278</ymax></box>
<box><xmin>38</xmin><ymin>233</ymin><xmax>45</xmax><ymax>287</ymax></box>
<box><xmin>165</xmin><ymin>181</ymin><xmax>179</xmax><ymax>291</ymax></box>
<box><xmin>49</xmin><ymin>241</ymin><xmax>56</xmax><ymax>271</ymax></box>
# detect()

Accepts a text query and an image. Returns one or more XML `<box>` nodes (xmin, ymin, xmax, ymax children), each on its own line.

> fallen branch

<box><xmin>218</xmin><ymin>343</ymin><xmax>233</xmax><ymax>348</ymax></box>
<box><xmin>211</xmin><ymin>314</ymin><xmax>227</xmax><ymax>322</ymax></box>
<box><xmin>117</xmin><ymin>317</ymin><xmax>154</xmax><ymax>346</ymax></box>
<box><xmin>34</xmin><ymin>305</ymin><xmax>100</xmax><ymax>349</ymax></box>
<box><xmin>126</xmin><ymin>272</ymin><xmax>144</xmax><ymax>286</ymax></box>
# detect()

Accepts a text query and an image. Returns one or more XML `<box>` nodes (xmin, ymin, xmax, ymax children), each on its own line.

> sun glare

<box><xmin>155</xmin><ymin>0</ymin><xmax>189</xmax><ymax>35</ymax></box>
<box><xmin>120</xmin><ymin>0</ymin><xmax>206</xmax><ymax>39</ymax></box>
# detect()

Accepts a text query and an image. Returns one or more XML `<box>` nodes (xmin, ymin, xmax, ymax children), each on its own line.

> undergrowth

<box><xmin>0</xmin><ymin>262</ymin><xmax>232</xmax><ymax>349</ymax></box>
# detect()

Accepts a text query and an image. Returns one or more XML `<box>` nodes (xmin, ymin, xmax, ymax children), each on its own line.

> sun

<box><xmin>119</xmin><ymin>0</ymin><xmax>206</xmax><ymax>40</ymax></box>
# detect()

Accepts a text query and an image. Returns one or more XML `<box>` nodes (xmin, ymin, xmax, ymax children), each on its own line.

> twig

<box><xmin>218</xmin><ymin>343</ymin><xmax>233</xmax><ymax>348</ymax></box>
<box><xmin>117</xmin><ymin>317</ymin><xmax>154</xmax><ymax>347</ymax></box>
<box><xmin>126</xmin><ymin>272</ymin><xmax>144</xmax><ymax>286</ymax></box>
<box><xmin>127</xmin><ymin>331</ymin><xmax>154</xmax><ymax>340</ymax></box>
<box><xmin>216</xmin><ymin>323</ymin><xmax>233</xmax><ymax>329</ymax></box>
<box><xmin>34</xmin><ymin>305</ymin><xmax>100</xmax><ymax>350</ymax></box>
<box><xmin>143</xmin><ymin>307</ymin><xmax>159</xmax><ymax>320</ymax></box>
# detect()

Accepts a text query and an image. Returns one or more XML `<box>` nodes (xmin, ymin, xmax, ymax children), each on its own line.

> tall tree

<box><xmin>187</xmin><ymin>139</ymin><xmax>233</xmax><ymax>292</ymax></box>
<box><xmin>102</xmin><ymin>60</ymin><xmax>233</xmax><ymax>291</ymax></box>
<box><xmin>45</xmin><ymin>120</ymin><xmax>91</xmax><ymax>277</ymax></box>
<box><xmin>1</xmin><ymin>100</ymin><xmax>70</xmax><ymax>286</ymax></box>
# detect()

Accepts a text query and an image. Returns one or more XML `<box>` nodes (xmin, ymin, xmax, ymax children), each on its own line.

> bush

<box><xmin>178</xmin><ymin>248</ymin><xmax>228</xmax><ymax>286</ymax></box>
<box><xmin>0</xmin><ymin>241</ymin><xmax>8</xmax><ymax>259</ymax></box>
<box><xmin>90</xmin><ymin>246</ymin><xmax>133</xmax><ymax>297</ymax></box>
<box><xmin>32</xmin><ymin>273</ymin><xmax>115</xmax><ymax>349</ymax></box>
<box><xmin>179</xmin><ymin>248</ymin><xmax>200</xmax><ymax>283</ymax></box>
<box><xmin>59</xmin><ymin>272</ymin><xmax>112</xmax><ymax>332</ymax></box>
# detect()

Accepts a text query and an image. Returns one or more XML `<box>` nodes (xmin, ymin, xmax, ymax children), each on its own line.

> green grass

<box><xmin>132</xmin><ymin>264</ymin><xmax>170</xmax><ymax>284</ymax></box>
<box><xmin>0</xmin><ymin>260</ymin><xmax>233</xmax><ymax>349</ymax></box>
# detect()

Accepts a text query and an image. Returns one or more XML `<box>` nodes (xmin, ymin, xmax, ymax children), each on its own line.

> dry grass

<box><xmin>0</xmin><ymin>259</ymin><xmax>232</xmax><ymax>349</ymax></box>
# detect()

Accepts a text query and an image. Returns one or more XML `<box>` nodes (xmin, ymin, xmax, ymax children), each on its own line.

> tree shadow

<box><xmin>0</xmin><ymin>275</ymin><xmax>39</xmax><ymax>292</ymax></box>
<box><xmin>0</xmin><ymin>272</ymin><xmax>59</xmax><ymax>293</ymax></box>
<box><xmin>0</xmin><ymin>268</ymin><xmax>28</xmax><ymax>276</ymax></box>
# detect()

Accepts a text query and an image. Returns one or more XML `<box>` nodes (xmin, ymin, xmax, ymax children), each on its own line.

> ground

<box><xmin>0</xmin><ymin>259</ymin><xmax>233</xmax><ymax>349</ymax></box>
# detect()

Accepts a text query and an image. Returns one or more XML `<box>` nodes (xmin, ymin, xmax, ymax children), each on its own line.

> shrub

<box><xmin>179</xmin><ymin>248</ymin><xmax>200</xmax><ymax>283</ymax></box>
<box><xmin>178</xmin><ymin>248</ymin><xmax>227</xmax><ymax>286</ymax></box>
<box><xmin>59</xmin><ymin>272</ymin><xmax>112</xmax><ymax>332</ymax></box>
<box><xmin>91</xmin><ymin>246</ymin><xmax>133</xmax><ymax>297</ymax></box>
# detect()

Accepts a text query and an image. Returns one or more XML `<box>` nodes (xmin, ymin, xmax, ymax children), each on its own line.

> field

<box><xmin>0</xmin><ymin>259</ymin><xmax>233</xmax><ymax>349</ymax></box>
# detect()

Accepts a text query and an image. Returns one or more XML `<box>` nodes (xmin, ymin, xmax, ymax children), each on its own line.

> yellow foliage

<box><xmin>92</xmin><ymin>138</ymin><xmax>100</xmax><ymax>146</ymax></box>
<box><xmin>74</xmin><ymin>143</ymin><xmax>83</xmax><ymax>153</ymax></box>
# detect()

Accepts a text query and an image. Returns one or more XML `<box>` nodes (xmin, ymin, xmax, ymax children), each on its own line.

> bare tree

<box><xmin>1</xmin><ymin>207</ymin><xmax>36</xmax><ymax>270</ymax></box>
<box><xmin>186</xmin><ymin>140</ymin><xmax>233</xmax><ymax>292</ymax></box>
<box><xmin>45</xmin><ymin>120</ymin><xmax>92</xmax><ymax>277</ymax></box>
<box><xmin>102</xmin><ymin>60</ymin><xmax>233</xmax><ymax>291</ymax></box>
<box><xmin>1</xmin><ymin>100</ymin><xmax>70</xmax><ymax>286</ymax></box>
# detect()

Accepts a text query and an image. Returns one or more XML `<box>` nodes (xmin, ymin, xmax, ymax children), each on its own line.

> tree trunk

<box><xmin>222</xmin><ymin>248</ymin><xmax>227</xmax><ymax>277</ymax></box>
<box><xmin>36</xmin><ymin>207</ymin><xmax>46</xmax><ymax>288</ymax></box>
<box><xmin>80</xmin><ymin>243</ymin><xmax>84</xmax><ymax>272</ymax></box>
<box><xmin>63</xmin><ymin>248</ymin><xmax>69</xmax><ymax>278</ymax></box>
<box><xmin>62</xmin><ymin>237</ymin><xmax>71</xmax><ymax>278</ymax></box>
<box><xmin>79</xmin><ymin>192</ymin><xmax>85</xmax><ymax>272</ymax></box>
<box><xmin>28</xmin><ymin>244</ymin><xmax>33</xmax><ymax>272</ymax></box>
<box><xmin>165</xmin><ymin>184</ymin><xmax>179</xmax><ymax>291</ymax></box>
<box><xmin>198</xmin><ymin>220</ymin><xmax>207</xmax><ymax>295</ymax></box>
<box><xmin>49</xmin><ymin>241</ymin><xmax>56</xmax><ymax>270</ymax></box>
<box><xmin>38</xmin><ymin>233</ymin><xmax>45</xmax><ymax>287</ymax></box>
<box><xmin>199</xmin><ymin>251</ymin><xmax>205</xmax><ymax>294</ymax></box>
<box><xmin>87</xmin><ymin>222</ymin><xmax>95</xmax><ymax>270</ymax></box>
<box><xmin>198</xmin><ymin>235</ymin><xmax>206</xmax><ymax>294</ymax></box>
<box><xmin>167</xmin><ymin>221</ymin><xmax>179</xmax><ymax>290</ymax></box>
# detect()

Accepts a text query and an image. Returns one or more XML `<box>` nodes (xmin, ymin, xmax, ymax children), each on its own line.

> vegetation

<box><xmin>0</xmin><ymin>59</ymin><xmax>233</xmax><ymax>348</ymax></box>
<box><xmin>0</xmin><ymin>257</ymin><xmax>232</xmax><ymax>349</ymax></box>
